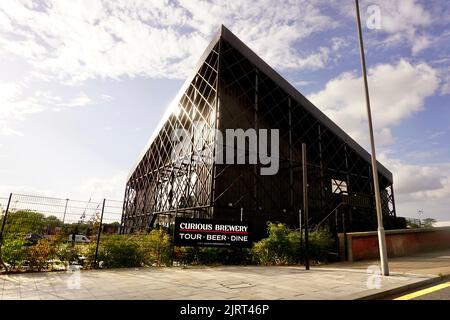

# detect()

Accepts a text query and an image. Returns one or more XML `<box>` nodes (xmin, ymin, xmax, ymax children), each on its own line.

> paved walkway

<box><xmin>1</xmin><ymin>249</ymin><xmax>448</xmax><ymax>300</ymax></box>
<box><xmin>318</xmin><ymin>249</ymin><xmax>450</xmax><ymax>277</ymax></box>
<box><xmin>0</xmin><ymin>265</ymin><xmax>432</xmax><ymax>300</ymax></box>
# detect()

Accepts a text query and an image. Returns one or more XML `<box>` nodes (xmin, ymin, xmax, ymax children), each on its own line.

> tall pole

<box><xmin>62</xmin><ymin>198</ymin><xmax>69</xmax><ymax>224</ymax></box>
<box><xmin>299</xmin><ymin>209</ymin><xmax>303</xmax><ymax>264</ymax></box>
<box><xmin>94</xmin><ymin>198</ymin><xmax>106</xmax><ymax>268</ymax></box>
<box><xmin>299</xmin><ymin>209</ymin><xmax>302</xmax><ymax>233</ymax></box>
<box><xmin>302</xmin><ymin>143</ymin><xmax>310</xmax><ymax>270</ymax></box>
<box><xmin>0</xmin><ymin>193</ymin><xmax>12</xmax><ymax>245</ymax></box>
<box><xmin>354</xmin><ymin>0</ymin><xmax>389</xmax><ymax>276</ymax></box>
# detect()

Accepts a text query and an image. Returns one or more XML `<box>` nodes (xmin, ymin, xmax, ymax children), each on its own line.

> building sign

<box><xmin>174</xmin><ymin>218</ymin><xmax>252</xmax><ymax>247</ymax></box>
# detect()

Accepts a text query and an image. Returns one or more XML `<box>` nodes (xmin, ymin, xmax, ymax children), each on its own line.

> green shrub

<box><xmin>308</xmin><ymin>229</ymin><xmax>335</xmax><ymax>262</ymax></box>
<box><xmin>1</xmin><ymin>237</ymin><xmax>28</xmax><ymax>271</ymax></box>
<box><xmin>252</xmin><ymin>222</ymin><xmax>300</xmax><ymax>265</ymax></box>
<box><xmin>93</xmin><ymin>234</ymin><xmax>144</xmax><ymax>268</ymax></box>
<box><xmin>28</xmin><ymin>239</ymin><xmax>57</xmax><ymax>271</ymax></box>
<box><xmin>55</xmin><ymin>243</ymin><xmax>82</xmax><ymax>266</ymax></box>
<box><xmin>251</xmin><ymin>222</ymin><xmax>334</xmax><ymax>265</ymax></box>
<box><xmin>82</xmin><ymin>242</ymin><xmax>98</xmax><ymax>269</ymax></box>
<box><xmin>174</xmin><ymin>246</ymin><xmax>198</xmax><ymax>265</ymax></box>
<box><xmin>135</xmin><ymin>228</ymin><xmax>172</xmax><ymax>266</ymax></box>
<box><xmin>82</xmin><ymin>229</ymin><xmax>173</xmax><ymax>269</ymax></box>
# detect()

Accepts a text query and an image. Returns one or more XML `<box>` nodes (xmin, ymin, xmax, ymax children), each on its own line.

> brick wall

<box><xmin>339</xmin><ymin>227</ymin><xmax>450</xmax><ymax>261</ymax></box>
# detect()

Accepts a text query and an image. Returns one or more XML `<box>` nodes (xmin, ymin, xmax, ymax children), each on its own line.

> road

<box><xmin>393</xmin><ymin>281</ymin><xmax>450</xmax><ymax>300</ymax></box>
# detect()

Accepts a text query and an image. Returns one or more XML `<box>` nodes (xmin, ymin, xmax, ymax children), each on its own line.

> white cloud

<box><xmin>440</xmin><ymin>68</ymin><xmax>450</xmax><ymax>95</ymax></box>
<box><xmin>0</xmin><ymin>82</ymin><xmax>43</xmax><ymax>135</ymax></box>
<box><xmin>100</xmin><ymin>94</ymin><xmax>113</xmax><ymax>101</ymax></box>
<box><xmin>0</xmin><ymin>184</ymin><xmax>60</xmax><ymax>199</ymax></box>
<box><xmin>379</xmin><ymin>155</ymin><xmax>444</xmax><ymax>195</ymax></box>
<box><xmin>331</xmin><ymin>37</ymin><xmax>349</xmax><ymax>51</ymax></box>
<box><xmin>307</xmin><ymin>57</ymin><xmax>449</xmax><ymax>219</ymax></box>
<box><xmin>377</xmin><ymin>153</ymin><xmax>450</xmax><ymax>220</ymax></box>
<box><xmin>0</xmin><ymin>0</ymin><xmax>337</xmax><ymax>83</ymax></box>
<box><xmin>0</xmin><ymin>170</ymin><xmax>127</xmax><ymax>203</ymax></box>
<box><xmin>54</xmin><ymin>92</ymin><xmax>91</xmax><ymax>110</ymax></box>
<box><xmin>441</xmin><ymin>82</ymin><xmax>450</xmax><ymax>95</ymax></box>
<box><xmin>0</xmin><ymin>9</ymin><xmax>13</xmax><ymax>32</ymax></box>
<box><xmin>372</xmin><ymin>0</ymin><xmax>432</xmax><ymax>34</ymax></box>
<box><xmin>411</xmin><ymin>35</ymin><xmax>432</xmax><ymax>55</ymax></box>
<box><xmin>308</xmin><ymin>59</ymin><xmax>439</xmax><ymax>147</ymax></box>
<box><xmin>376</xmin><ymin>0</ymin><xmax>434</xmax><ymax>55</ymax></box>
<box><xmin>338</xmin><ymin>0</ymin><xmax>434</xmax><ymax>54</ymax></box>
<box><xmin>80</xmin><ymin>171</ymin><xmax>127</xmax><ymax>200</ymax></box>
<box><xmin>407</xmin><ymin>150</ymin><xmax>441</xmax><ymax>160</ymax></box>
<box><xmin>0</xmin><ymin>81</ymin><xmax>92</xmax><ymax>135</ymax></box>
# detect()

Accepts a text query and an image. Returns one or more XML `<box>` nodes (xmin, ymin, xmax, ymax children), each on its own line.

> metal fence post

<box><xmin>0</xmin><ymin>193</ymin><xmax>13</xmax><ymax>271</ymax></box>
<box><xmin>171</xmin><ymin>208</ymin><xmax>178</xmax><ymax>266</ymax></box>
<box><xmin>0</xmin><ymin>193</ymin><xmax>13</xmax><ymax>246</ymax></box>
<box><xmin>62</xmin><ymin>198</ymin><xmax>69</xmax><ymax>224</ymax></box>
<box><xmin>94</xmin><ymin>198</ymin><xmax>106</xmax><ymax>268</ymax></box>
<box><xmin>299</xmin><ymin>209</ymin><xmax>303</xmax><ymax>262</ymax></box>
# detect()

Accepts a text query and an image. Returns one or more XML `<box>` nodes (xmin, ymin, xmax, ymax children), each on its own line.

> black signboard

<box><xmin>174</xmin><ymin>218</ymin><xmax>252</xmax><ymax>247</ymax></box>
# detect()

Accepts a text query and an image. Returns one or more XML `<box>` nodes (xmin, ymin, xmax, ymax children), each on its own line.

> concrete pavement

<box><xmin>318</xmin><ymin>248</ymin><xmax>450</xmax><ymax>277</ymax></box>
<box><xmin>0</xmin><ymin>265</ymin><xmax>433</xmax><ymax>300</ymax></box>
<box><xmin>1</xmin><ymin>249</ymin><xmax>448</xmax><ymax>300</ymax></box>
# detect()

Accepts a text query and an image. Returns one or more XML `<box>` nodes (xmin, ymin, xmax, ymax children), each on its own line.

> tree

<box><xmin>44</xmin><ymin>215</ymin><xmax>63</xmax><ymax>229</ymax></box>
<box><xmin>0</xmin><ymin>210</ymin><xmax>64</xmax><ymax>238</ymax></box>
<box><xmin>422</xmin><ymin>218</ymin><xmax>437</xmax><ymax>228</ymax></box>
<box><xmin>62</xmin><ymin>222</ymin><xmax>93</xmax><ymax>238</ymax></box>
<box><xmin>1</xmin><ymin>210</ymin><xmax>46</xmax><ymax>236</ymax></box>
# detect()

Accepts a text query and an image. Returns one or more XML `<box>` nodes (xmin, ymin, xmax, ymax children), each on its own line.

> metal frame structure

<box><xmin>121</xmin><ymin>26</ymin><xmax>397</xmax><ymax>238</ymax></box>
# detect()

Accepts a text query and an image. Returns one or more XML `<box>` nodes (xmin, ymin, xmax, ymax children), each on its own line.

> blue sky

<box><xmin>0</xmin><ymin>0</ymin><xmax>449</xmax><ymax>221</ymax></box>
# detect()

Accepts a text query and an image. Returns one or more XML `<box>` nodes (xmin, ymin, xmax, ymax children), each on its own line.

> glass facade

<box><xmin>121</xmin><ymin>26</ymin><xmax>397</xmax><ymax>238</ymax></box>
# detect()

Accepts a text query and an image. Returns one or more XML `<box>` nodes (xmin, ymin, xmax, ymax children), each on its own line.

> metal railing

<box><xmin>0</xmin><ymin>193</ymin><xmax>123</xmax><ymax>271</ymax></box>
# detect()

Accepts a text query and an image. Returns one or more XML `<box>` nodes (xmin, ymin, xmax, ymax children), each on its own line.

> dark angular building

<box><xmin>121</xmin><ymin>26</ymin><xmax>398</xmax><ymax>240</ymax></box>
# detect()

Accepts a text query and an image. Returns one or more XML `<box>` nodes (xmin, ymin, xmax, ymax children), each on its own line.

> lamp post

<box><xmin>354</xmin><ymin>0</ymin><xmax>389</xmax><ymax>276</ymax></box>
<box><xmin>302</xmin><ymin>143</ymin><xmax>310</xmax><ymax>271</ymax></box>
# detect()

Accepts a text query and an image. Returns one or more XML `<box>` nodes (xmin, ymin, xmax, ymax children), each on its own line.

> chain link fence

<box><xmin>0</xmin><ymin>193</ymin><xmax>123</xmax><ymax>272</ymax></box>
<box><xmin>0</xmin><ymin>193</ymin><xmax>342</xmax><ymax>272</ymax></box>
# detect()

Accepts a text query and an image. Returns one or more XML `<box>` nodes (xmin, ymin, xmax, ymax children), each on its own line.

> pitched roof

<box><xmin>128</xmin><ymin>25</ymin><xmax>393</xmax><ymax>183</ymax></box>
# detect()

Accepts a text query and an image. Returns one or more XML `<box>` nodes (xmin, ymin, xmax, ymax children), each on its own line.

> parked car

<box><xmin>24</xmin><ymin>232</ymin><xmax>43</xmax><ymax>244</ymax></box>
<box><xmin>68</xmin><ymin>234</ymin><xmax>91</xmax><ymax>243</ymax></box>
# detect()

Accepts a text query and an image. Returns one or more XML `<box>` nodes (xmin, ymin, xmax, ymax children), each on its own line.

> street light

<box><xmin>354</xmin><ymin>0</ymin><xmax>389</xmax><ymax>276</ymax></box>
